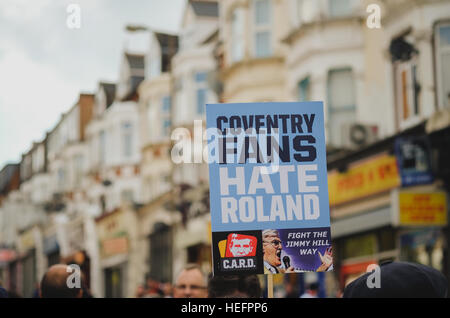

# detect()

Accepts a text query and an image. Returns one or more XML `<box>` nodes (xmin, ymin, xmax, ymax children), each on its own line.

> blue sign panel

<box><xmin>207</xmin><ymin>102</ymin><xmax>333</xmax><ymax>274</ymax></box>
<box><xmin>395</xmin><ymin>136</ymin><xmax>433</xmax><ymax>187</ymax></box>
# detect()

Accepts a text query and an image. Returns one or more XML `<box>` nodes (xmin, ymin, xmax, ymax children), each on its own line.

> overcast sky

<box><xmin>0</xmin><ymin>0</ymin><xmax>185</xmax><ymax>168</ymax></box>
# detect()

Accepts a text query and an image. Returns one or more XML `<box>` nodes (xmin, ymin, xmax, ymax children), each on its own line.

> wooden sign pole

<box><xmin>267</xmin><ymin>274</ymin><xmax>274</xmax><ymax>298</ymax></box>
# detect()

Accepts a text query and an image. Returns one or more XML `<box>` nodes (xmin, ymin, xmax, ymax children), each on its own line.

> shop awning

<box><xmin>331</xmin><ymin>206</ymin><xmax>392</xmax><ymax>238</ymax></box>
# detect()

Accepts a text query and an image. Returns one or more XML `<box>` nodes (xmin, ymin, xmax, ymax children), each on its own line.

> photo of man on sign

<box><xmin>263</xmin><ymin>229</ymin><xmax>333</xmax><ymax>274</ymax></box>
<box><xmin>263</xmin><ymin>229</ymin><xmax>295</xmax><ymax>274</ymax></box>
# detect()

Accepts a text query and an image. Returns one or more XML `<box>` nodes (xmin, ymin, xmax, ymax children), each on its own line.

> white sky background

<box><xmin>0</xmin><ymin>0</ymin><xmax>185</xmax><ymax>168</ymax></box>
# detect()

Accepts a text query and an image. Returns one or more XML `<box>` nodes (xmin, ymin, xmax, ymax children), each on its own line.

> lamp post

<box><xmin>125</xmin><ymin>24</ymin><xmax>148</xmax><ymax>32</ymax></box>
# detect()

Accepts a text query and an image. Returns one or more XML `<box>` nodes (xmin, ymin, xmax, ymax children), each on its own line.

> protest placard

<box><xmin>206</xmin><ymin>102</ymin><xmax>333</xmax><ymax>275</ymax></box>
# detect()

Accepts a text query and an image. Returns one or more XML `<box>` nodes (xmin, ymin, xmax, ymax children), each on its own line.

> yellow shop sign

<box><xmin>399</xmin><ymin>192</ymin><xmax>447</xmax><ymax>226</ymax></box>
<box><xmin>329</xmin><ymin>154</ymin><xmax>401</xmax><ymax>206</ymax></box>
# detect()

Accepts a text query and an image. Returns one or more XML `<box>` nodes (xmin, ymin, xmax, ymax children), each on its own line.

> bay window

<box><xmin>327</xmin><ymin>68</ymin><xmax>356</xmax><ymax>146</ymax></box>
<box><xmin>253</xmin><ymin>0</ymin><xmax>272</xmax><ymax>58</ymax></box>
<box><xmin>435</xmin><ymin>23</ymin><xmax>450</xmax><ymax>109</ymax></box>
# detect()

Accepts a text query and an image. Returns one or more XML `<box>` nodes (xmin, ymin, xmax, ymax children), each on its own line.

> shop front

<box><xmin>0</xmin><ymin>248</ymin><xmax>17</xmax><ymax>292</ymax></box>
<box><xmin>43</xmin><ymin>229</ymin><xmax>60</xmax><ymax>267</ymax></box>
<box><xmin>329</xmin><ymin>130</ymin><xmax>449</xmax><ymax>291</ymax></box>
<box><xmin>332</xmin><ymin>190</ymin><xmax>448</xmax><ymax>290</ymax></box>
<box><xmin>400</xmin><ymin>228</ymin><xmax>445</xmax><ymax>270</ymax></box>
<box><xmin>7</xmin><ymin>259</ymin><xmax>20</xmax><ymax>295</ymax></box>
<box><xmin>96</xmin><ymin>207</ymin><xmax>136</xmax><ymax>298</ymax></box>
<box><xmin>59</xmin><ymin>216</ymin><xmax>91</xmax><ymax>291</ymax></box>
<box><xmin>173</xmin><ymin>215</ymin><xmax>212</xmax><ymax>276</ymax></box>
<box><xmin>172</xmin><ymin>183</ymin><xmax>212</xmax><ymax>277</ymax></box>
<box><xmin>17</xmin><ymin>227</ymin><xmax>39</xmax><ymax>298</ymax></box>
<box><xmin>334</xmin><ymin>222</ymin><xmax>397</xmax><ymax>288</ymax></box>
<box><xmin>394</xmin><ymin>133</ymin><xmax>448</xmax><ymax>275</ymax></box>
<box><xmin>329</xmin><ymin>152</ymin><xmax>401</xmax><ymax>291</ymax></box>
<box><xmin>396</xmin><ymin>190</ymin><xmax>448</xmax><ymax>271</ymax></box>
<box><xmin>148</xmin><ymin>222</ymin><xmax>172</xmax><ymax>284</ymax></box>
<box><xmin>137</xmin><ymin>191</ymin><xmax>177</xmax><ymax>296</ymax></box>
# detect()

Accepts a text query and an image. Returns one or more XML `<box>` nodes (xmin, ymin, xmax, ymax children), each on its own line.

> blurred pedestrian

<box><xmin>343</xmin><ymin>261</ymin><xmax>448</xmax><ymax>298</ymax></box>
<box><xmin>135</xmin><ymin>284</ymin><xmax>146</xmax><ymax>298</ymax></box>
<box><xmin>284</xmin><ymin>280</ymin><xmax>298</xmax><ymax>298</ymax></box>
<box><xmin>160</xmin><ymin>281</ymin><xmax>173</xmax><ymax>298</ymax></box>
<box><xmin>300</xmin><ymin>282</ymin><xmax>319</xmax><ymax>298</ymax></box>
<box><xmin>173</xmin><ymin>264</ymin><xmax>208</xmax><ymax>298</ymax></box>
<box><xmin>32</xmin><ymin>282</ymin><xmax>40</xmax><ymax>298</ymax></box>
<box><xmin>40</xmin><ymin>264</ymin><xmax>83</xmax><ymax>298</ymax></box>
<box><xmin>82</xmin><ymin>286</ymin><xmax>93</xmax><ymax>298</ymax></box>
<box><xmin>145</xmin><ymin>275</ymin><xmax>163</xmax><ymax>298</ymax></box>
<box><xmin>208</xmin><ymin>274</ymin><xmax>262</xmax><ymax>298</ymax></box>
<box><xmin>80</xmin><ymin>271</ymin><xmax>93</xmax><ymax>298</ymax></box>
<box><xmin>0</xmin><ymin>286</ymin><xmax>7</xmax><ymax>298</ymax></box>
<box><xmin>5</xmin><ymin>290</ymin><xmax>21</xmax><ymax>298</ymax></box>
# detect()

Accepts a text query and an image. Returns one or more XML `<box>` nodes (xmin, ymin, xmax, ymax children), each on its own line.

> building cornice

<box><xmin>221</xmin><ymin>55</ymin><xmax>285</xmax><ymax>80</ymax></box>
<box><xmin>283</xmin><ymin>16</ymin><xmax>364</xmax><ymax>45</ymax></box>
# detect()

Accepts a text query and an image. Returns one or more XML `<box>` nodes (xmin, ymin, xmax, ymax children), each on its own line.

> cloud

<box><xmin>0</xmin><ymin>0</ymin><xmax>185</xmax><ymax>167</ymax></box>
<box><xmin>0</xmin><ymin>42</ymin><xmax>79</xmax><ymax>165</ymax></box>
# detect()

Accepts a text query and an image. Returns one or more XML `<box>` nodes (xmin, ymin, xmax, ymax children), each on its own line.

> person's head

<box><xmin>208</xmin><ymin>274</ymin><xmax>261</xmax><ymax>298</ymax></box>
<box><xmin>308</xmin><ymin>282</ymin><xmax>319</xmax><ymax>296</ymax></box>
<box><xmin>262</xmin><ymin>229</ymin><xmax>282</xmax><ymax>267</ymax></box>
<box><xmin>145</xmin><ymin>275</ymin><xmax>159</xmax><ymax>290</ymax></box>
<box><xmin>135</xmin><ymin>285</ymin><xmax>146</xmax><ymax>297</ymax></box>
<box><xmin>160</xmin><ymin>281</ymin><xmax>173</xmax><ymax>297</ymax></box>
<box><xmin>40</xmin><ymin>264</ymin><xmax>83</xmax><ymax>298</ymax></box>
<box><xmin>343</xmin><ymin>261</ymin><xmax>448</xmax><ymax>298</ymax></box>
<box><xmin>285</xmin><ymin>281</ymin><xmax>294</xmax><ymax>294</ymax></box>
<box><xmin>173</xmin><ymin>264</ymin><xmax>208</xmax><ymax>298</ymax></box>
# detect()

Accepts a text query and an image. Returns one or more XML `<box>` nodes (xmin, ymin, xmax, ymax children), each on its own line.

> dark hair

<box><xmin>309</xmin><ymin>282</ymin><xmax>319</xmax><ymax>291</ymax></box>
<box><xmin>343</xmin><ymin>261</ymin><xmax>448</xmax><ymax>298</ymax></box>
<box><xmin>208</xmin><ymin>274</ymin><xmax>261</xmax><ymax>298</ymax></box>
<box><xmin>40</xmin><ymin>266</ymin><xmax>82</xmax><ymax>298</ymax></box>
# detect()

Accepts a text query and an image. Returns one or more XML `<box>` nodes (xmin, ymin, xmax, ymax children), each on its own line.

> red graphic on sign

<box><xmin>225</xmin><ymin>233</ymin><xmax>257</xmax><ymax>257</ymax></box>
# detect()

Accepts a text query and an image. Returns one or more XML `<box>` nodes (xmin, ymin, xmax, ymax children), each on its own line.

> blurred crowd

<box><xmin>1</xmin><ymin>261</ymin><xmax>447</xmax><ymax>298</ymax></box>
